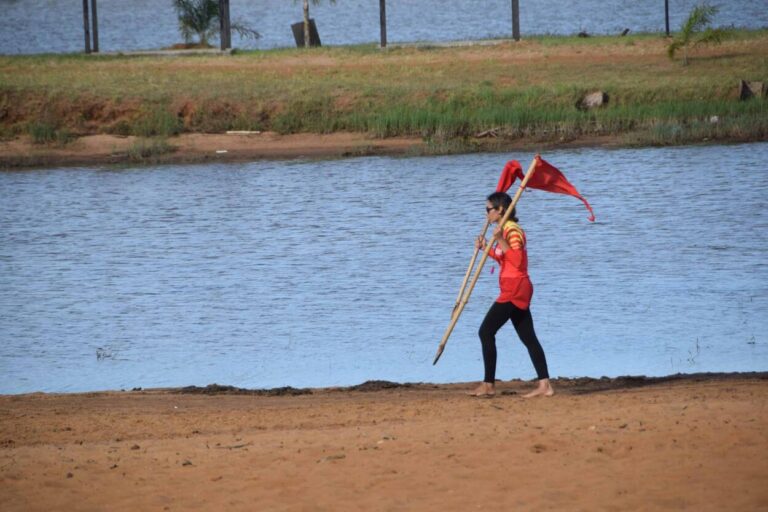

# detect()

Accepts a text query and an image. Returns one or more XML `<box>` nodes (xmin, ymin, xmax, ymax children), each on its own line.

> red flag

<box><xmin>496</xmin><ymin>156</ymin><xmax>595</xmax><ymax>221</ymax></box>
<box><xmin>495</xmin><ymin>160</ymin><xmax>522</xmax><ymax>193</ymax></box>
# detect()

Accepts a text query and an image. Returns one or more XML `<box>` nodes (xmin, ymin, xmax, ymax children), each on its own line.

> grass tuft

<box><xmin>126</xmin><ymin>137</ymin><xmax>176</xmax><ymax>160</ymax></box>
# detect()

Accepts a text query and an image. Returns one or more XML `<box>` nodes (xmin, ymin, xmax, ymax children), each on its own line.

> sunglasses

<box><xmin>485</xmin><ymin>206</ymin><xmax>497</xmax><ymax>213</ymax></box>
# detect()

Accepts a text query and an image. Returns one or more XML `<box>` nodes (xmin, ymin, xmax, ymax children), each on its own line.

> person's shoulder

<box><xmin>503</xmin><ymin>221</ymin><xmax>525</xmax><ymax>248</ymax></box>
<box><xmin>503</xmin><ymin>220</ymin><xmax>524</xmax><ymax>234</ymax></box>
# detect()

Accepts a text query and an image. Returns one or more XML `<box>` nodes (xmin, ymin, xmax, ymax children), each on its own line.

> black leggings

<box><xmin>478</xmin><ymin>301</ymin><xmax>550</xmax><ymax>383</ymax></box>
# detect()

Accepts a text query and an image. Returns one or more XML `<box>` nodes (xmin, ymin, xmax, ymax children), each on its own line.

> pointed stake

<box><xmin>451</xmin><ymin>219</ymin><xmax>490</xmax><ymax>319</ymax></box>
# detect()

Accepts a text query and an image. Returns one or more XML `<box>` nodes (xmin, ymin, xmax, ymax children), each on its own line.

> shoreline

<box><xmin>2</xmin><ymin>131</ymin><xmax>763</xmax><ymax>170</ymax></box>
<box><xmin>1</xmin><ymin>371</ymin><xmax>766</xmax><ymax>511</ymax></box>
<box><xmin>0</xmin><ymin>132</ymin><xmax>423</xmax><ymax>170</ymax></box>
<box><xmin>0</xmin><ymin>132</ymin><xmax>636</xmax><ymax>170</ymax></box>
<box><xmin>5</xmin><ymin>370</ymin><xmax>766</xmax><ymax>397</ymax></box>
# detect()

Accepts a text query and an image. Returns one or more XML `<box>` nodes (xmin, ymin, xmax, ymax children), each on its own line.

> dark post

<box><xmin>379</xmin><ymin>0</ymin><xmax>387</xmax><ymax>48</ymax></box>
<box><xmin>511</xmin><ymin>0</ymin><xmax>520</xmax><ymax>41</ymax></box>
<box><xmin>219</xmin><ymin>0</ymin><xmax>231</xmax><ymax>50</ymax></box>
<box><xmin>82</xmin><ymin>0</ymin><xmax>91</xmax><ymax>54</ymax></box>
<box><xmin>665</xmin><ymin>0</ymin><xmax>670</xmax><ymax>36</ymax></box>
<box><xmin>91</xmin><ymin>0</ymin><xmax>99</xmax><ymax>53</ymax></box>
<box><xmin>219</xmin><ymin>0</ymin><xmax>225</xmax><ymax>49</ymax></box>
<box><xmin>225</xmin><ymin>0</ymin><xmax>232</xmax><ymax>49</ymax></box>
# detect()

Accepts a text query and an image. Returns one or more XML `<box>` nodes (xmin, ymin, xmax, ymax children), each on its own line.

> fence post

<box><xmin>91</xmin><ymin>0</ymin><xmax>99</xmax><ymax>52</ymax></box>
<box><xmin>511</xmin><ymin>0</ymin><xmax>520</xmax><ymax>41</ymax></box>
<box><xmin>225</xmin><ymin>0</ymin><xmax>232</xmax><ymax>49</ymax></box>
<box><xmin>379</xmin><ymin>0</ymin><xmax>387</xmax><ymax>48</ymax></box>
<box><xmin>82</xmin><ymin>0</ymin><xmax>91</xmax><ymax>54</ymax></box>
<box><xmin>219</xmin><ymin>0</ymin><xmax>231</xmax><ymax>50</ymax></box>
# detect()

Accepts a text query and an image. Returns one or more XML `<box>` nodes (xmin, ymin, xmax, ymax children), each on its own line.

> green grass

<box><xmin>1</xmin><ymin>29</ymin><xmax>766</xmax><ymax>148</ymax></box>
<box><xmin>28</xmin><ymin>121</ymin><xmax>57</xmax><ymax>144</ymax></box>
<box><xmin>125</xmin><ymin>137</ymin><xmax>175</xmax><ymax>161</ymax></box>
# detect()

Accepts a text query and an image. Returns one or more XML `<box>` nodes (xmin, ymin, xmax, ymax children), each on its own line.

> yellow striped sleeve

<box><xmin>503</xmin><ymin>221</ymin><xmax>525</xmax><ymax>250</ymax></box>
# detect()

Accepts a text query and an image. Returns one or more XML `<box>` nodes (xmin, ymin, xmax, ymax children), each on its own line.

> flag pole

<box><xmin>451</xmin><ymin>219</ymin><xmax>490</xmax><ymax>318</ymax></box>
<box><xmin>433</xmin><ymin>156</ymin><xmax>539</xmax><ymax>365</ymax></box>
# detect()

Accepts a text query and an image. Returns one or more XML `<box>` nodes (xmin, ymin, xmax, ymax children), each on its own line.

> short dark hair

<box><xmin>486</xmin><ymin>191</ymin><xmax>518</xmax><ymax>222</ymax></box>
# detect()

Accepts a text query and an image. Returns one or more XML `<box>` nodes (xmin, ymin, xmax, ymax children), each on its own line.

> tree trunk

<box><xmin>303</xmin><ymin>0</ymin><xmax>310</xmax><ymax>48</ymax></box>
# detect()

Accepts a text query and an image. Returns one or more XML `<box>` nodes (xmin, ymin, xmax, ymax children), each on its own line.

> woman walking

<box><xmin>469</xmin><ymin>191</ymin><xmax>554</xmax><ymax>398</ymax></box>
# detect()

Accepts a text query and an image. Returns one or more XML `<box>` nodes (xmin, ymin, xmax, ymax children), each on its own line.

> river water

<box><xmin>0</xmin><ymin>0</ymin><xmax>766</xmax><ymax>55</ymax></box>
<box><xmin>1</xmin><ymin>143</ymin><xmax>767</xmax><ymax>394</ymax></box>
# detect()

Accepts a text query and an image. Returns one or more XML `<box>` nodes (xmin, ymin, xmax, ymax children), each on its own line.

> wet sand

<box><xmin>1</xmin><ymin>373</ymin><xmax>767</xmax><ymax>511</ymax></box>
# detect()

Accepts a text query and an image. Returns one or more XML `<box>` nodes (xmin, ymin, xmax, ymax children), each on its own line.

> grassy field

<box><xmin>1</xmin><ymin>30</ymin><xmax>766</xmax><ymax>150</ymax></box>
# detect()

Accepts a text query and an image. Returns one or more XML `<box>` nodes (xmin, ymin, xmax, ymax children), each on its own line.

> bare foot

<box><xmin>467</xmin><ymin>382</ymin><xmax>495</xmax><ymax>397</ymax></box>
<box><xmin>523</xmin><ymin>379</ymin><xmax>554</xmax><ymax>398</ymax></box>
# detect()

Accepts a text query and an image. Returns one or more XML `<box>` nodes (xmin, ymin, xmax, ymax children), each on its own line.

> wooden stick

<box><xmin>433</xmin><ymin>156</ymin><xmax>539</xmax><ymax>365</ymax></box>
<box><xmin>451</xmin><ymin>218</ymin><xmax>490</xmax><ymax>319</ymax></box>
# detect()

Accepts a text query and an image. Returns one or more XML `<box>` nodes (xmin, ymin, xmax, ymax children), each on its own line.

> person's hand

<box><xmin>474</xmin><ymin>236</ymin><xmax>486</xmax><ymax>250</ymax></box>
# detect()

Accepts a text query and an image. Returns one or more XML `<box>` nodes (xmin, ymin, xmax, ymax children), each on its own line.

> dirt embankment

<box><xmin>0</xmin><ymin>131</ymin><xmax>631</xmax><ymax>169</ymax></box>
<box><xmin>0</xmin><ymin>132</ymin><xmax>428</xmax><ymax>169</ymax></box>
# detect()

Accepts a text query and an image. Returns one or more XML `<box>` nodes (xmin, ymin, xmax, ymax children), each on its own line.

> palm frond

<box><xmin>667</xmin><ymin>39</ymin><xmax>684</xmax><ymax>59</ymax></box>
<box><xmin>231</xmin><ymin>22</ymin><xmax>261</xmax><ymax>41</ymax></box>
<box><xmin>667</xmin><ymin>3</ymin><xmax>726</xmax><ymax>64</ymax></box>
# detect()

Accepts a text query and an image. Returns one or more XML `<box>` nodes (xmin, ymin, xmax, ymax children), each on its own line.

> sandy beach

<box><xmin>1</xmin><ymin>373</ymin><xmax>766</xmax><ymax>511</ymax></box>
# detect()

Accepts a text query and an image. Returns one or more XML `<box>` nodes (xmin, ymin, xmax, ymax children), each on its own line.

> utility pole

<box><xmin>665</xmin><ymin>0</ymin><xmax>670</xmax><ymax>36</ymax></box>
<box><xmin>511</xmin><ymin>0</ymin><xmax>520</xmax><ymax>41</ymax></box>
<box><xmin>379</xmin><ymin>0</ymin><xmax>387</xmax><ymax>48</ymax></box>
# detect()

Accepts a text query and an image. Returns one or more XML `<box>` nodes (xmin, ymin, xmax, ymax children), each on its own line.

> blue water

<box><xmin>0</xmin><ymin>0</ymin><xmax>766</xmax><ymax>55</ymax></box>
<box><xmin>1</xmin><ymin>143</ymin><xmax>767</xmax><ymax>394</ymax></box>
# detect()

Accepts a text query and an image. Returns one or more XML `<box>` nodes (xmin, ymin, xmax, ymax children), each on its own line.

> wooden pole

<box><xmin>451</xmin><ymin>219</ymin><xmax>490</xmax><ymax>318</ymax></box>
<box><xmin>219</xmin><ymin>0</ymin><xmax>231</xmax><ymax>50</ymax></box>
<box><xmin>379</xmin><ymin>0</ymin><xmax>387</xmax><ymax>48</ymax></box>
<box><xmin>511</xmin><ymin>0</ymin><xmax>520</xmax><ymax>41</ymax></box>
<box><xmin>90</xmin><ymin>0</ymin><xmax>99</xmax><ymax>53</ymax></box>
<box><xmin>224</xmin><ymin>0</ymin><xmax>232</xmax><ymax>49</ymax></box>
<box><xmin>82</xmin><ymin>0</ymin><xmax>91</xmax><ymax>54</ymax></box>
<box><xmin>664</xmin><ymin>0</ymin><xmax>670</xmax><ymax>36</ymax></box>
<box><xmin>433</xmin><ymin>156</ymin><xmax>539</xmax><ymax>365</ymax></box>
<box><xmin>219</xmin><ymin>0</ymin><xmax>224</xmax><ymax>50</ymax></box>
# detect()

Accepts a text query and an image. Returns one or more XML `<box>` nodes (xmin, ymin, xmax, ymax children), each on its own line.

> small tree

<box><xmin>667</xmin><ymin>3</ymin><xmax>727</xmax><ymax>65</ymax></box>
<box><xmin>173</xmin><ymin>0</ymin><xmax>259</xmax><ymax>47</ymax></box>
<box><xmin>296</xmin><ymin>0</ymin><xmax>336</xmax><ymax>48</ymax></box>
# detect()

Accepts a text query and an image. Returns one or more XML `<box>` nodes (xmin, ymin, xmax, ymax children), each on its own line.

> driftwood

<box><xmin>476</xmin><ymin>128</ymin><xmax>500</xmax><ymax>138</ymax></box>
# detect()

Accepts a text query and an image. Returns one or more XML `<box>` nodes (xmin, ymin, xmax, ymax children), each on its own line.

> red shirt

<box><xmin>489</xmin><ymin>220</ymin><xmax>533</xmax><ymax>309</ymax></box>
